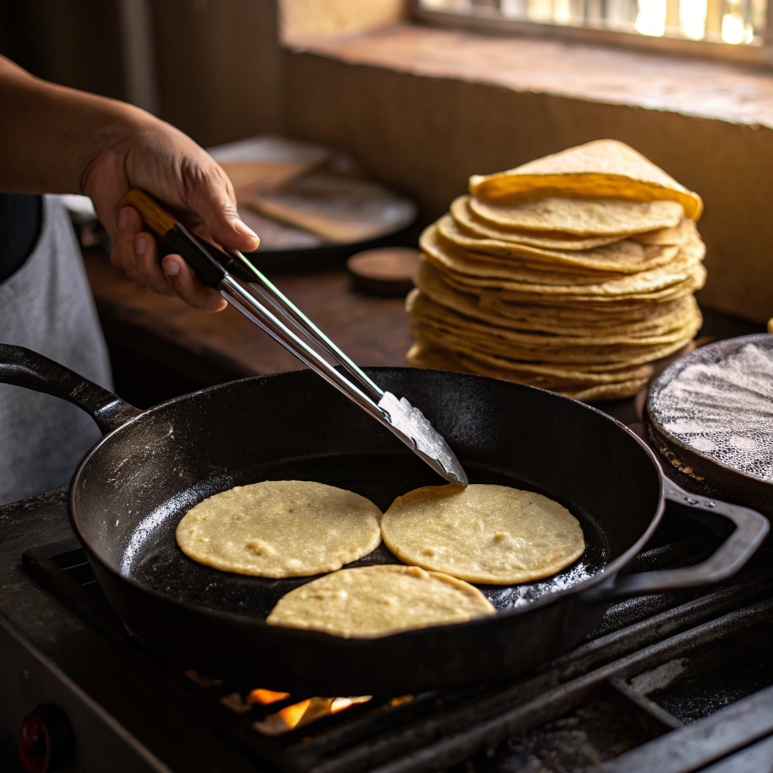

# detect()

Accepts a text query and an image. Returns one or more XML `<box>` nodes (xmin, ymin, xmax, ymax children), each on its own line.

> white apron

<box><xmin>0</xmin><ymin>195</ymin><xmax>112</xmax><ymax>504</ymax></box>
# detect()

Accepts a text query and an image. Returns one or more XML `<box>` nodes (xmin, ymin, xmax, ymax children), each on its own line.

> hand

<box><xmin>82</xmin><ymin>110</ymin><xmax>260</xmax><ymax>311</ymax></box>
<box><xmin>0</xmin><ymin>56</ymin><xmax>258</xmax><ymax>310</ymax></box>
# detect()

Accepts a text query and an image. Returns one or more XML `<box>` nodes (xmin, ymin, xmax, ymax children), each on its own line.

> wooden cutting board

<box><xmin>245</xmin><ymin>173</ymin><xmax>417</xmax><ymax>244</ymax></box>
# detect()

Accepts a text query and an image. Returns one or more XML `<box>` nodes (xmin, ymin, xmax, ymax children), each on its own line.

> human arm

<box><xmin>0</xmin><ymin>55</ymin><xmax>259</xmax><ymax>311</ymax></box>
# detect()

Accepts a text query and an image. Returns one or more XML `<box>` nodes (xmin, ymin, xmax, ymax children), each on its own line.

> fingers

<box><xmin>182</xmin><ymin>162</ymin><xmax>261</xmax><ymax>254</ymax></box>
<box><xmin>161</xmin><ymin>255</ymin><xmax>227</xmax><ymax>312</ymax></box>
<box><xmin>134</xmin><ymin>233</ymin><xmax>178</xmax><ymax>296</ymax></box>
<box><xmin>111</xmin><ymin>206</ymin><xmax>172</xmax><ymax>295</ymax></box>
<box><xmin>110</xmin><ymin>205</ymin><xmax>144</xmax><ymax>279</ymax></box>
<box><xmin>112</xmin><ymin>205</ymin><xmax>225</xmax><ymax>311</ymax></box>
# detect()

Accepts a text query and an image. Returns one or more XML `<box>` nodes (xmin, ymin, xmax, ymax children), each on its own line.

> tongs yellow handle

<box><xmin>119</xmin><ymin>188</ymin><xmax>250</xmax><ymax>288</ymax></box>
<box><xmin>120</xmin><ymin>189</ymin><xmax>177</xmax><ymax>235</ymax></box>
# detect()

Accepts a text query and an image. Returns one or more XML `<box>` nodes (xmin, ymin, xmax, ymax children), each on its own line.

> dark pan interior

<box><xmin>72</xmin><ymin>368</ymin><xmax>661</xmax><ymax>620</ymax></box>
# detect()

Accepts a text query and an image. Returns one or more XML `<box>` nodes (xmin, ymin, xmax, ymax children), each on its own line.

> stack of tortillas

<box><xmin>407</xmin><ymin>140</ymin><xmax>706</xmax><ymax>401</ymax></box>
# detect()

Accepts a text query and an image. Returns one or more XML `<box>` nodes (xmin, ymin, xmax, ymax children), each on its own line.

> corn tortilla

<box><xmin>409</xmin><ymin>322</ymin><xmax>696</xmax><ymax>378</ymax></box>
<box><xmin>381</xmin><ymin>484</ymin><xmax>585</xmax><ymax>585</ymax></box>
<box><xmin>405</xmin><ymin>342</ymin><xmax>667</xmax><ymax>401</ymax></box>
<box><xmin>415</xmin><ymin>262</ymin><xmax>695</xmax><ymax>323</ymax></box>
<box><xmin>176</xmin><ymin>480</ymin><xmax>381</xmax><ymax>578</ymax></box>
<box><xmin>408</xmin><ymin>291</ymin><xmax>702</xmax><ymax>349</ymax></box>
<box><xmin>411</xmin><ymin>270</ymin><xmax>701</xmax><ymax>337</ymax></box>
<box><xmin>469</xmin><ymin>197</ymin><xmax>684</xmax><ymax>237</ymax></box>
<box><xmin>631</xmin><ymin>218</ymin><xmax>697</xmax><ymax>246</ymax></box>
<box><xmin>411</xmin><ymin>319</ymin><xmax>700</xmax><ymax>369</ymax></box>
<box><xmin>450</xmin><ymin>196</ymin><xmax>624</xmax><ymax>250</ymax></box>
<box><xmin>433</xmin><ymin>217</ymin><xmax>683</xmax><ymax>276</ymax></box>
<box><xmin>416</xmin><ymin>260</ymin><xmax>706</xmax><ymax>314</ymax></box>
<box><xmin>406</xmin><ymin>334</ymin><xmax>657</xmax><ymax>385</ymax></box>
<box><xmin>426</xmin><ymin>244</ymin><xmax>704</xmax><ymax>299</ymax></box>
<box><xmin>430</xmin><ymin>218</ymin><xmax>691</xmax><ymax>278</ymax></box>
<box><xmin>436</xmin><ymin>262</ymin><xmax>706</xmax><ymax>306</ymax></box>
<box><xmin>266</xmin><ymin>565</ymin><xmax>495</xmax><ymax>637</ymax></box>
<box><xmin>469</xmin><ymin>140</ymin><xmax>703</xmax><ymax>220</ymax></box>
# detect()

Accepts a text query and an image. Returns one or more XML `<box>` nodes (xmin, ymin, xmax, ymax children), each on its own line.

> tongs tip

<box><xmin>378</xmin><ymin>392</ymin><xmax>469</xmax><ymax>487</ymax></box>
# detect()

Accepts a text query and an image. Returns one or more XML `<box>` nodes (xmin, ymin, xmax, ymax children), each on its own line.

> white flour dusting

<box><xmin>650</xmin><ymin>342</ymin><xmax>773</xmax><ymax>482</ymax></box>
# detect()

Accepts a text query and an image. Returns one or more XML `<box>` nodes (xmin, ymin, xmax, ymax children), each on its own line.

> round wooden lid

<box><xmin>347</xmin><ymin>248</ymin><xmax>421</xmax><ymax>295</ymax></box>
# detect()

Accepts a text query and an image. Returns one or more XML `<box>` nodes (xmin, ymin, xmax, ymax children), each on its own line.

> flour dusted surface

<box><xmin>650</xmin><ymin>342</ymin><xmax>773</xmax><ymax>482</ymax></box>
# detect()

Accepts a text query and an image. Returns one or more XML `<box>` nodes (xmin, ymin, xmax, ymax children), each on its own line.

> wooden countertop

<box><xmin>83</xmin><ymin>249</ymin><xmax>414</xmax><ymax>405</ymax></box>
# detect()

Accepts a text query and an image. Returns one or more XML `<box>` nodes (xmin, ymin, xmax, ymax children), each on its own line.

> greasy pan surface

<box><xmin>71</xmin><ymin>369</ymin><xmax>663</xmax><ymax>694</ymax></box>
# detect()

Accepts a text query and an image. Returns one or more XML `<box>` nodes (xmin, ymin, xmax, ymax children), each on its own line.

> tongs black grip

<box><xmin>119</xmin><ymin>188</ymin><xmax>253</xmax><ymax>287</ymax></box>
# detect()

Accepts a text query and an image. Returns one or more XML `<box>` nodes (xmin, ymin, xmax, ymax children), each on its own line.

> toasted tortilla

<box><xmin>381</xmin><ymin>484</ymin><xmax>585</xmax><ymax>585</ymax></box>
<box><xmin>176</xmin><ymin>480</ymin><xmax>381</xmax><ymax>578</ymax></box>
<box><xmin>266</xmin><ymin>565</ymin><xmax>495</xmax><ymax>637</ymax></box>
<box><xmin>450</xmin><ymin>196</ymin><xmax>624</xmax><ymax>250</ymax></box>
<box><xmin>468</xmin><ymin>197</ymin><xmax>684</xmax><ymax>237</ymax></box>
<box><xmin>408</xmin><ymin>291</ymin><xmax>702</xmax><ymax>349</ymax></box>
<box><xmin>411</xmin><ymin>269</ymin><xmax>701</xmax><ymax>337</ymax></box>
<box><xmin>469</xmin><ymin>140</ymin><xmax>703</xmax><ymax>219</ymax></box>
<box><xmin>429</xmin><ymin>218</ymin><xmax>687</xmax><ymax>277</ymax></box>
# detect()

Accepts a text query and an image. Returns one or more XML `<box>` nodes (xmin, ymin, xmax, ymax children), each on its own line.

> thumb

<box><xmin>185</xmin><ymin>165</ymin><xmax>260</xmax><ymax>253</ymax></box>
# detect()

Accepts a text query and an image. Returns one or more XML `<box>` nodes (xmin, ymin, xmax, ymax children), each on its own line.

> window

<box><xmin>416</xmin><ymin>0</ymin><xmax>771</xmax><ymax>59</ymax></box>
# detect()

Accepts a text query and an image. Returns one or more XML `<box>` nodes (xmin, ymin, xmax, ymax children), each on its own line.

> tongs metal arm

<box><xmin>230</xmin><ymin>250</ymin><xmax>384</xmax><ymax>401</ymax></box>
<box><xmin>219</xmin><ymin>273</ymin><xmax>387</xmax><ymax>422</ymax></box>
<box><xmin>223</xmin><ymin>269</ymin><xmax>468</xmax><ymax>486</ymax></box>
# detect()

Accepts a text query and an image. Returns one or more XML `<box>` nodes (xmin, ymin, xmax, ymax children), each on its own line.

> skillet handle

<box><xmin>586</xmin><ymin>478</ymin><xmax>769</xmax><ymax>603</ymax></box>
<box><xmin>0</xmin><ymin>344</ymin><xmax>141</xmax><ymax>434</ymax></box>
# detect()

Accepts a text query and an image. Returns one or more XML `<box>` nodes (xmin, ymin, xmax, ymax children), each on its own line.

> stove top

<box><xmin>3</xmin><ymin>481</ymin><xmax>773</xmax><ymax>773</ymax></box>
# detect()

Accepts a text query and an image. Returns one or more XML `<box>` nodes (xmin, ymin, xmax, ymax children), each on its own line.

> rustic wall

<box><xmin>148</xmin><ymin>0</ymin><xmax>410</xmax><ymax>146</ymax></box>
<box><xmin>0</xmin><ymin>0</ymin><xmax>284</xmax><ymax>146</ymax></box>
<box><xmin>284</xmin><ymin>34</ymin><xmax>773</xmax><ymax>324</ymax></box>
<box><xmin>150</xmin><ymin>0</ymin><xmax>284</xmax><ymax>147</ymax></box>
<box><xmin>0</xmin><ymin>0</ymin><xmax>125</xmax><ymax>100</ymax></box>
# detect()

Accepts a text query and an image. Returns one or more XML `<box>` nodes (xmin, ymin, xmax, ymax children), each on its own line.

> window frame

<box><xmin>412</xmin><ymin>0</ymin><xmax>773</xmax><ymax>65</ymax></box>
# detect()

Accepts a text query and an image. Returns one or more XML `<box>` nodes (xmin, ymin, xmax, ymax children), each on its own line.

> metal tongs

<box><xmin>120</xmin><ymin>189</ymin><xmax>468</xmax><ymax>486</ymax></box>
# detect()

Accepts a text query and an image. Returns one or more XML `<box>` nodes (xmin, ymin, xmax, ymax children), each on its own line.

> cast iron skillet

<box><xmin>0</xmin><ymin>344</ymin><xmax>768</xmax><ymax>696</ymax></box>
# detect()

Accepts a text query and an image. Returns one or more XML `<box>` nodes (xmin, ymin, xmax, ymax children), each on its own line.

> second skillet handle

<box><xmin>0</xmin><ymin>344</ymin><xmax>141</xmax><ymax>435</ymax></box>
<box><xmin>586</xmin><ymin>478</ymin><xmax>769</xmax><ymax>603</ymax></box>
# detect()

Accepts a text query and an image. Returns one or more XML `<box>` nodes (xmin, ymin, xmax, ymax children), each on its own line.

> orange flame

<box><xmin>278</xmin><ymin>699</ymin><xmax>312</xmax><ymax>730</ymax></box>
<box><xmin>249</xmin><ymin>688</ymin><xmax>291</xmax><ymax>705</ymax></box>
<box><xmin>252</xmin><ymin>694</ymin><xmax>374</xmax><ymax>736</ymax></box>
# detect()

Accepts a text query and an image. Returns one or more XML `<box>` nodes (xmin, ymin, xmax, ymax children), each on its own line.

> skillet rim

<box><xmin>68</xmin><ymin>367</ymin><xmax>667</xmax><ymax>647</ymax></box>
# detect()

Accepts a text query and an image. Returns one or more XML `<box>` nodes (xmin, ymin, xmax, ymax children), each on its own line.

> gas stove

<box><xmin>2</xmin><ymin>474</ymin><xmax>773</xmax><ymax>773</ymax></box>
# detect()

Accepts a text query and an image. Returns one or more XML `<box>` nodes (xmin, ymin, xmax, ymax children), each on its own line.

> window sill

<box><xmin>286</xmin><ymin>22</ymin><xmax>773</xmax><ymax>128</ymax></box>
